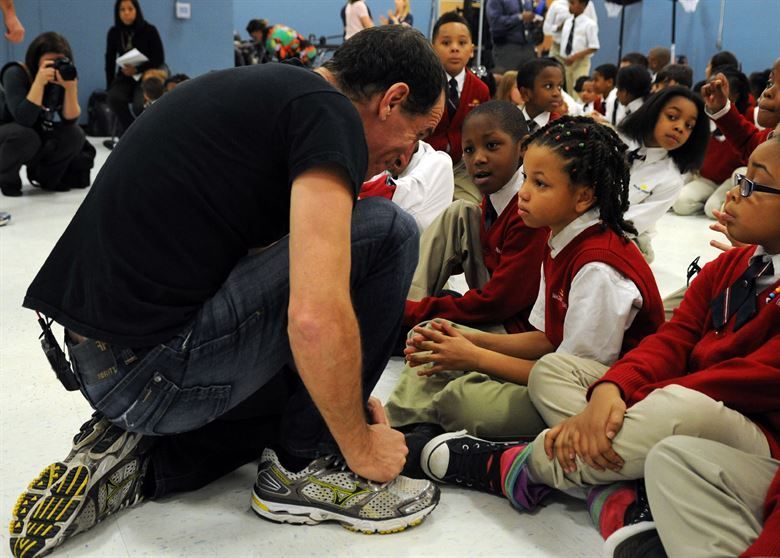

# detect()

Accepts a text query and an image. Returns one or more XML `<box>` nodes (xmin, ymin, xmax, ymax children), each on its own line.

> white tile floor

<box><xmin>0</xmin><ymin>140</ymin><xmax>726</xmax><ymax>557</ymax></box>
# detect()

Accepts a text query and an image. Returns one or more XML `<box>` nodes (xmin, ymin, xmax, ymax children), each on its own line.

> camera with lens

<box><xmin>52</xmin><ymin>57</ymin><xmax>77</xmax><ymax>81</ymax></box>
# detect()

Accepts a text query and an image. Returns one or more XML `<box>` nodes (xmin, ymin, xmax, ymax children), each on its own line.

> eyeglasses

<box><xmin>734</xmin><ymin>173</ymin><xmax>780</xmax><ymax>198</ymax></box>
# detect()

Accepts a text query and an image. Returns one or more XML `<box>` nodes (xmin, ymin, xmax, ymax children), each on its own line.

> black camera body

<box><xmin>53</xmin><ymin>57</ymin><xmax>77</xmax><ymax>81</ymax></box>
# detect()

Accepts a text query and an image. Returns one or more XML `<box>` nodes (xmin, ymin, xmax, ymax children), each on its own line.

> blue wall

<box><xmin>1</xmin><ymin>0</ymin><xmax>234</xmax><ymax>124</ymax></box>
<box><xmin>590</xmin><ymin>0</ymin><xmax>780</xmax><ymax>83</ymax></box>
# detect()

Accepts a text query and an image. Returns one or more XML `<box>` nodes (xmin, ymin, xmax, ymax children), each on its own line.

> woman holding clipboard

<box><xmin>105</xmin><ymin>0</ymin><xmax>164</xmax><ymax>135</ymax></box>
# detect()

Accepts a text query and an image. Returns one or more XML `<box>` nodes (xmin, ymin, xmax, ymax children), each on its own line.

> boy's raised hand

<box><xmin>543</xmin><ymin>382</ymin><xmax>626</xmax><ymax>474</ymax></box>
<box><xmin>404</xmin><ymin>320</ymin><xmax>481</xmax><ymax>375</ymax></box>
<box><xmin>701</xmin><ymin>73</ymin><xmax>731</xmax><ymax>114</ymax></box>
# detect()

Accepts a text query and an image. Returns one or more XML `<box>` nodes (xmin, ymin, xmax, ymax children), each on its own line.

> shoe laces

<box><xmin>450</xmin><ymin>439</ymin><xmax>508</xmax><ymax>495</ymax></box>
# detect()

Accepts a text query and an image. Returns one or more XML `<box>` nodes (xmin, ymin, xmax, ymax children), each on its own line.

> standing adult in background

<box><xmin>1</xmin><ymin>0</ymin><xmax>23</xmax><ymax>42</ymax></box>
<box><xmin>10</xmin><ymin>25</ymin><xmax>445</xmax><ymax>558</ymax></box>
<box><xmin>647</xmin><ymin>46</ymin><xmax>671</xmax><ymax>81</ymax></box>
<box><xmin>105</xmin><ymin>0</ymin><xmax>164</xmax><ymax>135</ymax></box>
<box><xmin>344</xmin><ymin>0</ymin><xmax>373</xmax><ymax>40</ymax></box>
<box><xmin>486</xmin><ymin>0</ymin><xmax>537</xmax><ymax>74</ymax></box>
<box><xmin>380</xmin><ymin>0</ymin><xmax>413</xmax><ymax>27</ymax></box>
<box><xmin>543</xmin><ymin>0</ymin><xmax>597</xmax><ymax>62</ymax></box>
<box><xmin>0</xmin><ymin>32</ymin><xmax>85</xmax><ymax>196</ymax></box>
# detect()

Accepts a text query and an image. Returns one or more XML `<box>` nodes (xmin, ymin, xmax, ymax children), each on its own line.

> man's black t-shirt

<box><xmin>24</xmin><ymin>64</ymin><xmax>368</xmax><ymax>347</ymax></box>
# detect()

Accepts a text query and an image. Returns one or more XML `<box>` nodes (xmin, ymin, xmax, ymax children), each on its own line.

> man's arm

<box><xmin>0</xmin><ymin>0</ymin><xmax>24</xmax><ymax>43</ymax></box>
<box><xmin>288</xmin><ymin>165</ymin><xmax>407</xmax><ymax>483</ymax></box>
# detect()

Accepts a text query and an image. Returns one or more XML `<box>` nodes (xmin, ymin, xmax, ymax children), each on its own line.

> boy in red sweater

<box><xmin>427</xmin><ymin>11</ymin><xmax>491</xmax><ymax>204</ymax></box>
<box><xmin>421</xmin><ymin>135</ymin><xmax>780</xmax><ymax>558</ymax></box>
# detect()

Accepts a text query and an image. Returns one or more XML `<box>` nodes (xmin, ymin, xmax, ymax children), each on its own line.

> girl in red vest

<box><xmin>394</xmin><ymin>116</ymin><xmax>663</xmax><ymax>444</ymax></box>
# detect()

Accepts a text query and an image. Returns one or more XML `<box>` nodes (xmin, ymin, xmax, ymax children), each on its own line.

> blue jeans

<box><xmin>67</xmin><ymin>198</ymin><xmax>418</xmax><ymax>493</ymax></box>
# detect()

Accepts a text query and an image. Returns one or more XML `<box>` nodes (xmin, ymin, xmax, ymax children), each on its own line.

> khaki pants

<box><xmin>564</xmin><ymin>56</ymin><xmax>591</xmax><ymax>97</ymax></box>
<box><xmin>452</xmin><ymin>160</ymin><xmax>482</xmax><ymax>205</ymax></box>
<box><xmin>408</xmin><ymin>200</ymin><xmax>490</xmax><ymax>302</ymax></box>
<box><xmin>646</xmin><ymin>436</ymin><xmax>779</xmax><ymax>557</ymax></box>
<box><xmin>385</xmin><ymin>323</ymin><xmax>545</xmax><ymax>438</ymax></box>
<box><xmin>673</xmin><ymin>167</ymin><xmax>745</xmax><ymax>218</ymax></box>
<box><xmin>525</xmin><ymin>353</ymin><xmax>771</xmax><ymax>488</ymax></box>
<box><xmin>662</xmin><ymin>285</ymin><xmax>687</xmax><ymax>321</ymax></box>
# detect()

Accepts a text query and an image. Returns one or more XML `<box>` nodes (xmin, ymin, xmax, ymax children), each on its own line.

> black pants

<box><xmin>0</xmin><ymin>121</ymin><xmax>84</xmax><ymax>194</ymax></box>
<box><xmin>107</xmin><ymin>74</ymin><xmax>145</xmax><ymax>134</ymax></box>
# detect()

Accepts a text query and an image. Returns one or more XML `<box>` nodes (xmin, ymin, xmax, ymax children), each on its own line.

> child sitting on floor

<box><xmin>517</xmin><ymin>58</ymin><xmax>564</xmax><ymax>134</ymax></box>
<box><xmin>388</xmin><ymin>116</ymin><xmax>663</xmax><ymax>443</ymax></box>
<box><xmin>420</xmin><ymin>132</ymin><xmax>780</xmax><ymax>558</ymax></box>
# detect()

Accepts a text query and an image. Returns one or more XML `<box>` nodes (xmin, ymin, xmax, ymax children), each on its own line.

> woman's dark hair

<box><xmin>114</xmin><ymin>0</ymin><xmax>145</xmax><ymax>28</ymax></box>
<box><xmin>25</xmin><ymin>32</ymin><xmax>74</xmax><ymax>79</ymax></box>
<box><xmin>465</xmin><ymin>100</ymin><xmax>530</xmax><ymax>142</ymax></box>
<box><xmin>517</xmin><ymin>57</ymin><xmax>561</xmax><ymax>89</ymax></box>
<box><xmin>619</xmin><ymin>86</ymin><xmax>710</xmax><ymax>173</ymax></box>
<box><xmin>246</xmin><ymin>18</ymin><xmax>268</xmax><ymax>36</ymax></box>
<box><xmin>719</xmin><ymin>67</ymin><xmax>751</xmax><ymax>115</ymax></box>
<box><xmin>323</xmin><ymin>25</ymin><xmax>445</xmax><ymax>116</ymax></box>
<box><xmin>523</xmin><ymin>116</ymin><xmax>636</xmax><ymax>237</ymax></box>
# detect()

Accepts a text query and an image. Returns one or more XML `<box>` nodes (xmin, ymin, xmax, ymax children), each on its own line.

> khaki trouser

<box><xmin>564</xmin><ymin>56</ymin><xmax>591</xmax><ymax>97</ymax></box>
<box><xmin>646</xmin><ymin>436</ymin><xmax>779</xmax><ymax>557</ymax></box>
<box><xmin>385</xmin><ymin>323</ymin><xmax>545</xmax><ymax>438</ymax></box>
<box><xmin>452</xmin><ymin>160</ymin><xmax>482</xmax><ymax>205</ymax></box>
<box><xmin>408</xmin><ymin>200</ymin><xmax>489</xmax><ymax>302</ymax></box>
<box><xmin>662</xmin><ymin>285</ymin><xmax>687</xmax><ymax>321</ymax></box>
<box><xmin>673</xmin><ymin>167</ymin><xmax>745</xmax><ymax>218</ymax></box>
<box><xmin>525</xmin><ymin>353</ymin><xmax>771</xmax><ymax>488</ymax></box>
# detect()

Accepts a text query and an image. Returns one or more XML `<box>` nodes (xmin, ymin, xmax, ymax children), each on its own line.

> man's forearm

<box><xmin>0</xmin><ymin>0</ymin><xmax>15</xmax><ymax>16</ymax></box>
<box><xmin>288</xmin><ymin>298</ymin><xmax>369</xmax><ymax>456</ymax></box>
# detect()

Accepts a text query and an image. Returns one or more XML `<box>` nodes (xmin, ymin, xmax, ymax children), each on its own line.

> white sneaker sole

<box><xmin>251</xmin><ymin>492</ymin><xmax>437</xmax><ymax>534</ymax></box>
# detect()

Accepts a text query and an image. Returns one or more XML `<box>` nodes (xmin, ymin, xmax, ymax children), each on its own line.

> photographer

<box><xmin>0</xmin><ymin>31</ymin><xmax>85</xmax><ymax>196</ymax></box>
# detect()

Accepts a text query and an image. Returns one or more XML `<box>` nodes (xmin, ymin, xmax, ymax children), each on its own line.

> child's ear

<box><xmin>519</xmin><ymin>86</ymin><xmax>532</xmax><ymax>104</ymax></box>
<box><xmin>574</xmin><ymin>184</ymin><xmax>596</xmax><ymax>214</ymax></box>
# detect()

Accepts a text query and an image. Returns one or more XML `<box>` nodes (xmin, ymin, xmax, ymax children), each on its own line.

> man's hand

<box><xmin>521</xmin><ymin>10</ymin><xmax>535</xmax><ymax>23</ymax></box>
<box><xmin>404</xmin><ymin>320</ymin><xmax>481</xmax><ymax>375</ymax></box>
<box><xmin>543</xmin><ymin>382</ymin><xmax>626</xmax><ymax>474</ymax></box>
<box><xmin>341</xmin><ymin>424</ymin><xmax>408</xmax><ymax>482</ymax></box>
<box><xmin>4</xmin><ymin>12</ymin><xmax>23</xmax><ymax>43</ymax></box>
<box><xmin>701</xmin><ymin>73</ymin><xmax>730</xmax><ymax>114</ymax></box>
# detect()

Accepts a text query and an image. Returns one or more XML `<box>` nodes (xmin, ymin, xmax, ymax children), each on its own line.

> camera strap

<box><xmin>35</xmin><ymin>311</ymin><xmax>80</xmax><ymax>391</ymax></box>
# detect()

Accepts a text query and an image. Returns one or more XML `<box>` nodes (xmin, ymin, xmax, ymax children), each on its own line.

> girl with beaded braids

<box><xmin>398</xmin><ymin>116</ymin><xmax>664</xmax><ymax>443</ymax></box>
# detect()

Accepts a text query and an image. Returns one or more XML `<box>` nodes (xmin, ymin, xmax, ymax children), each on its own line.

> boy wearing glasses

<box><xmin>430</xmin><ymin>133</ymin><xmax>780</xmax><ymax>555</ymax></box>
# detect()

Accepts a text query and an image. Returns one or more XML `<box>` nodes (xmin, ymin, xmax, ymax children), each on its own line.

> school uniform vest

<box><xmin>543</xmin><ymin>224</ymin><xmax>664</xmax><ymax>354</ymax></box>
<box><xmin>427</xmin><ymin>70</ymin><xmax>490</xmax><ymax>165</ymax></box>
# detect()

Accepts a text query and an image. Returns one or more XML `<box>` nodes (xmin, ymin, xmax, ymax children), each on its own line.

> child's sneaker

<box><xmin>9</xmin><ymin>415</ymin><xmax>151</xmax><ymax>558</ymax></box>
<box><xmin>251</xmin><ymin>448</ymin><xmax>440</xmax><ymax>534</ymax></box>
<box><xmin>587</xmin><ymin>480</ymin><xmax>663</xmax><ymax>557</ymax></box>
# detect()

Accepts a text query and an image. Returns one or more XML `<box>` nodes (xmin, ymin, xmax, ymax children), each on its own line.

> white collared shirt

<box><xmin>489</xmin><ymin>167</ymin><xmax>522</xmax><ymax>217</ymax></box>
<box><xmin>604</xmin><ymin>89</ymin><xmax>620</xmax><ymax>125</ymax></box>
<box><xmin>562</xmin><ymin>90</ymin><xmax>584</xmax><ymax>116</ymax></box>
<box><xmin>522</xmin><ymin>107</ymin><xmax>552</xmax><ymax>131</ymax></box>
<box><xmin>560</xmin><ymin>14</ymin><xmax>599</xmax><ymax>56</ymax></box>
<box><xmin>391</xmin><ymin>141</ymin><xmax>455</xmax><ymax>232</ymax></box>
<box><xmin>450</xmin><ymin>68</ymin><xmax>467</xmax><ymax>95</ymax></box>
<box><xmin>621</xmin><ymin>137</ymin><xmax>683</xmax><ymax>237</ymax></box>
<box><xmin>529</xmin><ymin>209</ymin><xmax>643</xmax><ymax>365</ymax></box>
<box><xmin>544</xmin><ymin>0</ymin><xmax>598</xmax><ymax>44</ymax></box>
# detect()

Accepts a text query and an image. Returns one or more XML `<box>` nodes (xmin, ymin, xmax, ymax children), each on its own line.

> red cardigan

<box><xmin>543</xmin><ymin>225</ymin><xmax>664</xmax><ymax>354</ymax></box>
<box><xmin>715</xmin><ymin>103</ymin><xmax>773</xmax><ymax>163</ymax></box>
<box><xmin>404</xmin><ymin>194</ymin><xmax>549</xmax><ymax>332</ymax></box>
<box><xmin>743</xmin><ymin>468</ymin><xmax>780</xmax><ymax>557</ymax></box>
<box><xmin>591</xmin><ymin>246</ymin><xmax>780</xmax><ymax>458</ymax></box>
<box><xmin>427</xmin><ymin>70</ymin><xmax>491</xmax><ymax>165</ymax></box>
<box><xmin>700</xmin><ymin>102</ymin><xmax>758</xmax><ymax>184</ymax></box>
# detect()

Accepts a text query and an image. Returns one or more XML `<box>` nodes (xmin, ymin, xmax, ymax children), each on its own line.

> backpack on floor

<box><xmin>61</xmin><ymin>139</ymin><xmax>97</xmax><ymax>188</ymax></box>
<box><xmin>86</xmin><ymin>90</ymin><xmax>117</xmax><ymax>137</ymax></box>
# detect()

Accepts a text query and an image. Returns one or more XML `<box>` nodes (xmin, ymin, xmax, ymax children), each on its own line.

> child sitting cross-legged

<box><xmin>420</xmin><ymin>132</ymin><xmax>780</xmax><ymax>558</ymax></box>
<box><xmin>387</xmin><ymin>116</ymin><xmax>664</xmax><ymax>453</ymax></box>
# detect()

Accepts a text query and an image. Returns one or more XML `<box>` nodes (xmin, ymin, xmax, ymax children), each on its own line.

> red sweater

<box><xmin>700</xmin><ymin>103</ymin><xmax>758</xmax><ymax>184</ymax></box>
<box><xmin>715</xmin><ymin>102</ymin><xmax>773</xmax><ymax>163</ymax></box>
<box><xmin>404</xmin><ymin>194</ymin><xmax>549</xmax><ymax>332</ymax></box>
<box><xmin>543</xmin><ymin>225</ymin><xmax>664</xmax><ymax>354</ymax></box>
<box><xmin>592</xmin><ymin>246</ymin><xmax>780</xmax><ymax>458</ymax></box>
<box><xmin>427</xmin><ymin>70</ymin><xmax>490</xmax><ymax>165</ymax></box>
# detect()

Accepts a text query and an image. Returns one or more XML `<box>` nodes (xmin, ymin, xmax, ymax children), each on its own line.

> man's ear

<box><xmin>379</xmin><ymin>82</ymin><xmax>410</xmax><ymax>120</ymax></box>
<box><xmin>574</xmin><ymin>184</ymin><xmax>597</xmax><ymax>214</ymax></box>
